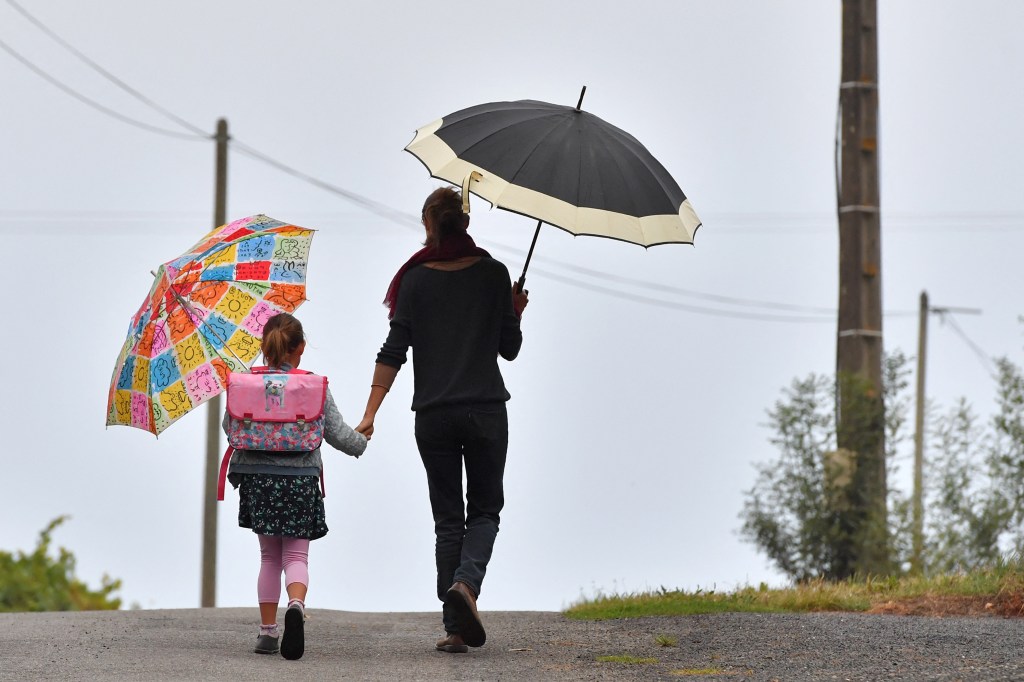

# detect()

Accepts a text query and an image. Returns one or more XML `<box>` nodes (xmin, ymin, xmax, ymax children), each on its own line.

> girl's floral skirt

<box><xmin>237</xmin><ymin>473</ymin><xmax>328</xmax><ymax>540</ymax></box>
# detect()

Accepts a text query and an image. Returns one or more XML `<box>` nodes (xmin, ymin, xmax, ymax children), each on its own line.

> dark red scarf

<box><xmin>383</xmin><ymin>231</ymin><xmax>491</xmax><ymax>318</ymax></box>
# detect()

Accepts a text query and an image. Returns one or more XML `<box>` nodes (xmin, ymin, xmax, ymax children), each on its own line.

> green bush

<box><xmin>0</xmin><ymin>516</ymin><xmax>121</xmax><ymax>612</ymax></box>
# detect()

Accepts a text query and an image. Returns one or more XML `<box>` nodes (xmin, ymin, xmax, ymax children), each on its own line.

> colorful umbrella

<box><xmin>106</xmin><ymin>214</ymin><xmax>315</xmax><ymax>436</ymax></box>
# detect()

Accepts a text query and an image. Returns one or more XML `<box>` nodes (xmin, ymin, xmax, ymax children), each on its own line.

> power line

<box><xmin>3</xmin><ymin>0</ymin><xmax>211</xmax><ymax>138</ymax></box>
<box><xmin>0</xmin><ymin>7</ymin><xmax>419</xmax><ymax>223</ymax></box>
<box><xmin>8</xmin><ymin>0</ymin><xmax>1024</xmax><ymax>242</ymax></box>
<box><xmin>0</xmin><ymin>2</ymin><xmax>954</xmax><ymax>322</ymax></box>
<box><xmin>0</xmin><ymin>33</ymin><xmax>920</xmax><ymax>323</ymax></box>
<box><xmin>4</xmin><ymin>206</ymin><xmax>1019</xmax><ymax>233</ymax></box>
<box><xmin>0</xmin><ymin>35</ymin><xmax>206</xmax><ymax>141</ymax></box>
<box><xmin>937</xmin><ymin>312</ymin><xmax>996</xmax><ymax>376</ymax></box>
<box><xmin>520</xmin><ymin>265</ymin><xmax>840</xmax><ymax>322</ymax></box>
<box><xmin>477</xmin><ymin>234</ymin><xmax>922</xmax><ymax>317</ymax></box>
<box><xmin>501</xmin><ymin>245</ymin><xmax>837</xmax><ymax>314</ymax></box>
<box><xmin>223</xmin><ymin>146</ymin><xmax>857</xmax><ymax>320</ymax></box>
<box><xmin>231</xmin><ymin>141</ymin><xmax>420</xmax><ymax>228</ymax></box>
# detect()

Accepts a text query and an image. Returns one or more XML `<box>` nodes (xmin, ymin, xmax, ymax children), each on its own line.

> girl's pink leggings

<box><xmin>257</xmin><ymin>535</ymin><xmax>309</xmax><ymax>604</ymax></box>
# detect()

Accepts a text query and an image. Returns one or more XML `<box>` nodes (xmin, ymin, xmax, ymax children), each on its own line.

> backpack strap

<box><xmin>249</xmin><ymin>366</ymin><xmax>314</xmax><ymax>376</ymax></box>
<box><xmin>217</xmin><ymin>445</ymin><xmax>234</xmax><ymax>502</ymax></box>
<box><xmin>216</xmin><ymin>445</ymin><xmax>326</xmax><ymax>500</ymax></box>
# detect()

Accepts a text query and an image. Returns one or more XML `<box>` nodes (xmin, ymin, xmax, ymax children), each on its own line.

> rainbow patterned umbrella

<box><xmin>106</xmin><ymin>214</ymin><xmax>316</xmax><ymax>436</ymax></box>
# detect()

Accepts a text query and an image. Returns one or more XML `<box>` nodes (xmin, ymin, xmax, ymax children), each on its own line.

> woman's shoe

<box><xmin>443</xmin><ymin>582</ymin><xmax>486</xmax><ymax>647</ymax></box>
<box><xmin>435</xmin><ymin>633</ymin><xmax>469</xmax><ymax>653</ymax></box>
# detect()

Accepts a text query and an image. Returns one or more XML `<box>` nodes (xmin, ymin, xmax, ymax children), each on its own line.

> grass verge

<box><xmin>565</xmin><ymin>559</ymin><xmax>1024</xmax><ymax>620</ymax></box>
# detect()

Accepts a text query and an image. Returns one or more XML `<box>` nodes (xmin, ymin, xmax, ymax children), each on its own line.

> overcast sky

<box><xmin>2</xmin><ymin>1</ymin><xmax>1023</xmax><ymax>613</ymax></box>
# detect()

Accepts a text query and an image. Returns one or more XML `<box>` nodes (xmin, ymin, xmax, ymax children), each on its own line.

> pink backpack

<box><xmin>217</xmin><ymin>366</ymin><xmax>328</xmax><ymax>501</ymax></box>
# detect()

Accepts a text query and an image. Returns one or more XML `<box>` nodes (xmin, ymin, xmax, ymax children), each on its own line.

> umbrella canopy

<box><xmin>106</xmin><ymin>214</ymin><xmax>315</xmax><ymax>436</ymax></box>
<box><xmin>404</xmin><ymin>95</ymin><xmax>702</xmax><ymax>248</ymax></box>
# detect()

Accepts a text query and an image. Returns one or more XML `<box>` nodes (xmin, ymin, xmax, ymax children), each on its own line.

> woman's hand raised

<box><xmin>512</xmin><ymin>284</ymin><xmax>529</xmax><ymax>318</ymax></box>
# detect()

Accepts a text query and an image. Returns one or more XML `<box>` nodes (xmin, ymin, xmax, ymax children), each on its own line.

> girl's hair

<box><xmin>261</xmin><ymin>313</ymin><xmax>304</xmax><ymax>367</ymax></box>
<box><xmin>422</xmin><ymin>187</ymin><xmax>468</xmax><ymax>247</ymax></box>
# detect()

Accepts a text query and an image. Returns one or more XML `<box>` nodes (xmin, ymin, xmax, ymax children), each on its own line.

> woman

<box><xmin>356</xmin><ymin>186</ymin><xmax>527</xmax><ymax>653</ymax></box>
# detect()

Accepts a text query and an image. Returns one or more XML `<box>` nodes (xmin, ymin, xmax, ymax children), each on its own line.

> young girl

<box><xmin>222</xmin><ymin>312</ymin><xmax>367</xmax><ymax>660</ymax></box>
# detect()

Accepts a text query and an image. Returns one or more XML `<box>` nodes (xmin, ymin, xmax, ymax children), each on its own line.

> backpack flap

<box><xmin>226</xmin><ymin>371</ymin><xmax>328</xmax><ymax>451</ymax></box>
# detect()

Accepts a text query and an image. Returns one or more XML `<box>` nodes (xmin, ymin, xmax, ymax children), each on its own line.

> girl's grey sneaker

<box><xmin>254</xmin><ymin>634</ymin><xmax>279</xmax><ymax>654</ymax></box>
<box><xmin>281</xmin><ymin>602</ymin><xmax>305</xmax><ymax>660</ymax></box>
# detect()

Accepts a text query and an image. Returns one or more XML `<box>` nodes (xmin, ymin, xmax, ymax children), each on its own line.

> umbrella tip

<box><xmin>576</xmin><ymin>86</ymin><xmax>587</xmax><ymax>111</ymax></box>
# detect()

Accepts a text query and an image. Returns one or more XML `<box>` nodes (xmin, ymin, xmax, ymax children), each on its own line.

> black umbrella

<box><xmin>405</xmin><ymin>87</ymin><xmax>702</xmax><ymax>290</ymax></box>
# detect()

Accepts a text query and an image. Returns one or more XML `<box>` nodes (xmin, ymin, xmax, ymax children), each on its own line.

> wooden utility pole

<box><xmin>836</xmin><ymin>0</ymin><xmax>888</xmax><ymax>577</ymax></box>
<box><xmin>911</xmin><ymin>291</ymin><xmax>928</xmax><ymax>574</ymax></box>
<box><xmin>910</xmin><ymin>294</ymin><xmax>980</xmax><ymax>575</ymax></box>
<box><xmin>201</xmin><ymin>118</ymin><xmax>229</xmax><ymax>607</ymax></box>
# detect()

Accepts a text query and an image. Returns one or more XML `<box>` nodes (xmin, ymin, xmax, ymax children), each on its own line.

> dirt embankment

<box><xmin>868</xmin><ymin>591</ymin><xmax>1024</xmax><ymax>618</ymax></box>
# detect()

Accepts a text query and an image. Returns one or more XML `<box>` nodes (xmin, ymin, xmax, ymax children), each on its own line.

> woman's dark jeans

<box><xmin>415</xmin><ymin>402</ymin><xmax>508</xmax><ymax>633</ymax></box>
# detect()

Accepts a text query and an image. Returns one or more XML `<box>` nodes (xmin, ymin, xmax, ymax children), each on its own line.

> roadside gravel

<box><xmin>1</xmin><ymin>608</ymin><xmax>1022</xmax><ymax>681</ymax></box>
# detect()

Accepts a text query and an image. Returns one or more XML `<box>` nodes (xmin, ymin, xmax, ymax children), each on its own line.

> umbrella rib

<box><xmin>166</xmin><ymin>285</ymin><xmax>249</xmax><ymax>370</ymax></box>
<box><xmin>501</xmin><ymin>118</ymin><xmax>570</xmax><ymax>189</ymax></box>
<box><xmin>175</xmin><ymin>228</ymin><xmax>281</xmax><ymax>322</ymax></box>
<box><xmin>190</xmin><ymin>228</ymin><xmax>274</xmax><ymax>281</ymax></box>
<box><xmin>598</xmin><ymin>123</ymin><xmax>686</xmax><ymax>207</ymax></box>
<box><xmin>190</xmin><ymin>227</ymin><xmax>305</xmax><ymax>285</ymax></box>
<box><xmin>164</xmin><ymin>229</ymin><xmax>309</xmax><ymax>369</ymax></box>
<box><xmin>453</xmin><ymin>112</ymin><xmax>570</xmax><ymax>193</ymax></box>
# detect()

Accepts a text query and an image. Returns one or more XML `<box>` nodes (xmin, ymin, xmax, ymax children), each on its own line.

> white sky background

<box><xmin>2</xmin><ymin>1</ymin><xmax>1023</xmax><ymax>612</ymax></box>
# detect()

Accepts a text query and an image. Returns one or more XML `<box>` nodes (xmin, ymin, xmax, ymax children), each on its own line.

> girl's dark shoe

<box><xmin>435</xmin><ymin>633</ymin><xmax>469</xmax><ymax>653</ymax></box>
<box><xmin>254</xmin><ymin>634</ymin><xmax>279</xmax><ymax>654</ymax></box>
<box><xmin>280</xmin><ymin>603</ymin><xmax>305</xmax><ymax>660</ymax></box>
<box><xmin>443</xmin><ymin>582</ymin><xmax>486</xmax><ymax>647</ymax></box>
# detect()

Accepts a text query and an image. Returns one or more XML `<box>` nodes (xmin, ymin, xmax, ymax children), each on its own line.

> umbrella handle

<box><xmin>462</xmin><ymin>171</ymin><xmax>482</xmax><ymax>212</ymax></box>
<box><xmin>516</xmin><ymin>221</ymin><xmax>542</xmax><ymax>293</ymax></box>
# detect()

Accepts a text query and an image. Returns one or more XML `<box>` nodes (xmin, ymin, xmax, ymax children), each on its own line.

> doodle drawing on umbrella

<box><xmin>404</xmin><ymin>86</ymin><xmax>702</xmax><ymax>291</ymax></box>
<box><xmin>106</xmin><ymin>214</ymin><xmax>316</xmax><ymax>436</ymax></box>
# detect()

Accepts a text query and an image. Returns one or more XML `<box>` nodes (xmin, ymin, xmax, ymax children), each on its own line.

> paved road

<box><xmin>2</xmin><ymin>608</ymin><xmax>1023</xmax><ymax>680</ymax></box>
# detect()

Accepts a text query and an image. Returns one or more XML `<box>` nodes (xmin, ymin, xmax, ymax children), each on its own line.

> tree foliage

<box><xmin>739</xmin><ymin>373</ymin><xmax>840</xmax><ymax>581</ymax></box>
<box><xmin>991</xmin><ymin>358</ymin><xmax>1024</xmax><ymax>547</ymax></box>
<box><xmin>0</xmin><ymin>516</ymin><xmax>121</xmax><ymax>612</ymax></box>
<box><xmin>741</xmin><ymin>350</ymin><xmax>1024</xmax><ymax>582</ymax></box>
<box><xmin>924</xmin><ymin>398</ymin><xmax>1008</xmax><ymax>571</ymax></box>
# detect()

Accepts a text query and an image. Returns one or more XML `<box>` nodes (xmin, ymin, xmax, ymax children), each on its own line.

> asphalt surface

<box><xmin>2</xmin><ymin>608</ymin><xmax>1023</xmax><ymax>681</ymax></box>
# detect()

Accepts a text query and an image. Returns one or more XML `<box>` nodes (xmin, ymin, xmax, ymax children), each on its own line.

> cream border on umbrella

<box><xmin>406</xmin><ymin>119</ymin><xmax>702</xmax><ymax>248</ymax></box>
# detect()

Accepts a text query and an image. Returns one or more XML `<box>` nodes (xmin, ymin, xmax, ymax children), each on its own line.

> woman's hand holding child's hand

<box><xmin>355</xmin><ymin>417</ymin><xmax>374</xmax><ymax>440</ymax></box>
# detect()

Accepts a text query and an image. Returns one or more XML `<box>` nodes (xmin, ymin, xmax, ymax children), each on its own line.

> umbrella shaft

<box><xmin>517</xmin><ymin>221</ymin><xmax>542</xmax><ymax>292</ymax></box>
